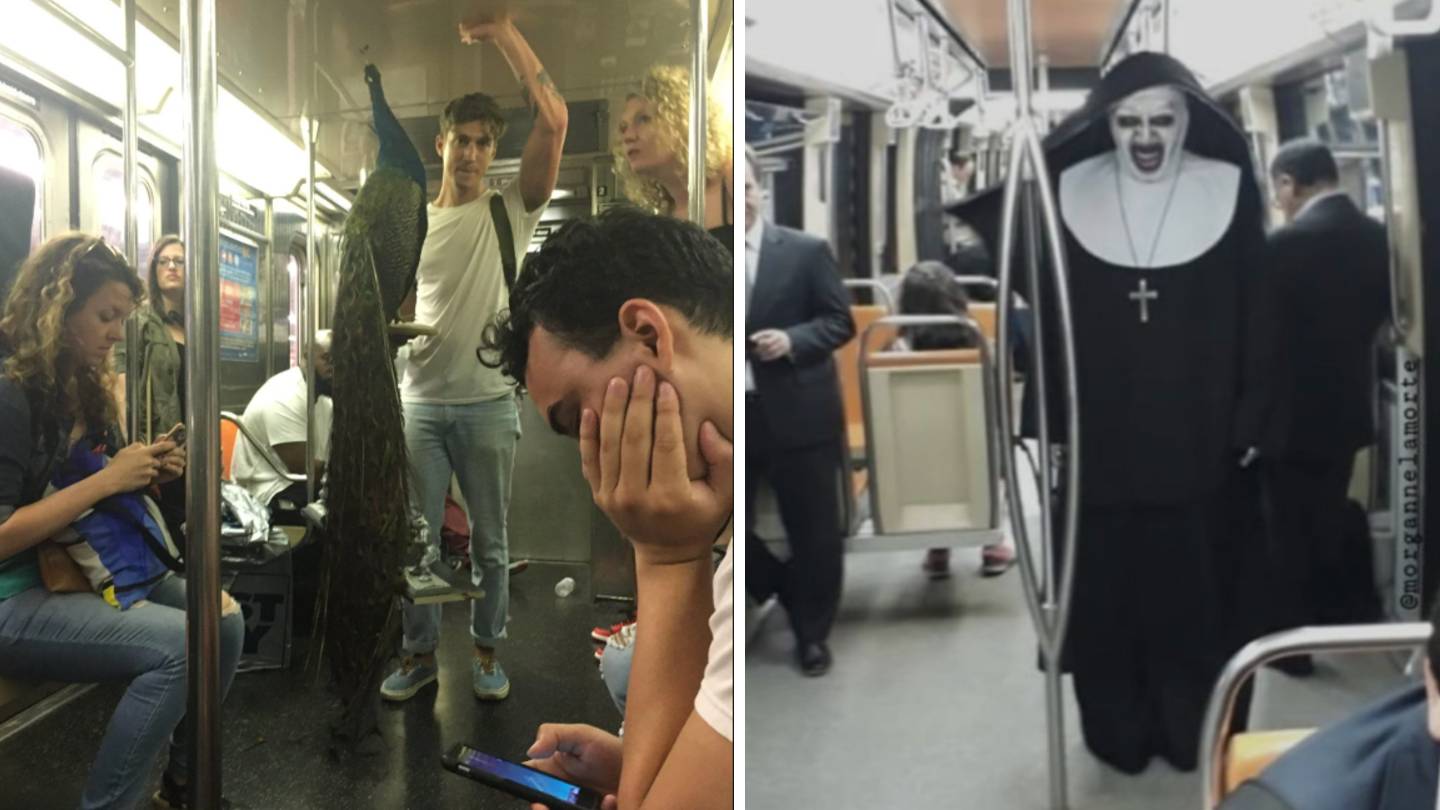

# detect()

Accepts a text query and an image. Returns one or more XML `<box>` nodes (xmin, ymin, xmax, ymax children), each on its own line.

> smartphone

<box><xmin>441</xmin><ymin>744</ymin><xmax>605</xmax><ymax>810</ymax></box>
<box><xmin>160</xmin><ymin>424</ymin><xmax>187</xmax><ymax>447</ymax></box>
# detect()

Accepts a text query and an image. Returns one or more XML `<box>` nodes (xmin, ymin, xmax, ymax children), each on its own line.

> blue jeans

<box><xmin>401</xmin><ymin>397</ymin><xmax>520</xmax><ymax>653</ymax></box>
<box><xmin>600</xmin><ymin>632</ymin><xmax>635</xmax><ymax>717</ymax></box>
<box><xmin>0</xmin><ymin>575</ymin><xmax>244</xmax><ymax>810</ymax></box>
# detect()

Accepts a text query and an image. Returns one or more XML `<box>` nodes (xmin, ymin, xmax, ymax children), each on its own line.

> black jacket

<box><xmin>745</xmin><ymin>223</ymin><xmax>855</xmax><ymax>450</ymax></box>
<box><xmin>1259</xmin><ymin>193</ymin><xmax>1390</xmax><ymax>460</ymax></box>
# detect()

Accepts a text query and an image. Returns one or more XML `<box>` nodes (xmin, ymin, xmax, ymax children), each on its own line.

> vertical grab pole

<box><xmin>997</xmin><ymin>0</ymin><xmax>1083</xmax><ymax>808</ymax></box>
<box><xmin>687</xmin><ymin>0</ymin><xmax>708</xmax><ymax>226</ymax></box>
<box><xmin>303</xmin><ymin>114</ymin><xmax>317</xmax><ymax>503</ymax></box>
<box><xmin>180</xmin><ymin>0</ymin><xmax>223</xmax><ymax>806</ymax></box>
<box><xmin>122</xmin><ymin>0</ymin><xmax>141</xmax><ymax>444</ymax></box>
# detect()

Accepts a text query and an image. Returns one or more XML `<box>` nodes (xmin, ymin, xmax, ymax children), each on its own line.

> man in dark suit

<box><xmin>1262</xmin><ymin>138</ymin><xmax>1390</xmax><ymax>646</ymax></box>
<box><xmin>743</xmin><ymin>146</ymin><xmax>855</xmax><ymax>676</ymax></box>
<box><xmin>1217</xmin><ymin>595</ymin><xmax>1440</xmax><ymax>810</ymax></box>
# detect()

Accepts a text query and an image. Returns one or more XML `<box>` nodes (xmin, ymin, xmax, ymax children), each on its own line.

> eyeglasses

<box><xmin>157</xmin><ymin>257</ymin><xmax>186</xmax><ymax>269</ymax></box>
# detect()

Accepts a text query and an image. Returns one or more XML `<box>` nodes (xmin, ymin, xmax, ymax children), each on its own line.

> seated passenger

<box><xmin>0</xmin><ymin>234</ymin><xmax>243</xmax><ymax>810</ymax></box>
<box><xmin>479</xmin><ymin>207</ymin><xmax>733</xmax><ymax>809</ymax></box>
<box><xmin>230</xmin><ymin>330</ymin><xmax>334</xmax><ymax>524</ymax></box>
<box><xmin>1219</xmin><ymin>600</ymin><xmax>1440</xmax><ymax>809</ymax></box>
<box><xmin>896</xmin><ymin>261</ymin><xmax>1015</xmax><ymax>580</ymax></box>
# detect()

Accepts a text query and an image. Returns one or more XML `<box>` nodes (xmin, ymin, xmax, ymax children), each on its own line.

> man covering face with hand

<box><xmin>478</xmin><ymin>206</ymin><xmax>734</xmax><ymax>810</ymax></box>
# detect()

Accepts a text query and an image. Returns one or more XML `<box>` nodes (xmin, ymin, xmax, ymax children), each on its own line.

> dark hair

<box><xmin>440</xmin><ymin>92</ymin><xmax>506</xmax><ymax>141</ymax></box>
<box><xmin>146</xmin><ymin>235</ymin><xmax>183</xmax><ymax>321</ymax></box>
<box><xmin>1270</xmin><ymin>137</ymin><xmax>1339</xmax><ymax>189</ymax></box>
<box><xmin>898</xmin><ymin>261</ymin><xmax>977</xmax><ymax>351</ymax></box>
<box><xmin>479</xmin><ymin>206</ymin><xmax>732</xmax><ymax>385</ymax></box>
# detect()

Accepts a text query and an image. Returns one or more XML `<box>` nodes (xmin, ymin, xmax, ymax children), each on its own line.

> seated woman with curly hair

<box><xmin>0</xmin><ymin>233</ymin><xmax>243</xmax><ymax>810</ymax></box>
<box><xmin>615</xmin><ymin>64</ymin><xmax>735</xmax><ymax>246</ymax></box>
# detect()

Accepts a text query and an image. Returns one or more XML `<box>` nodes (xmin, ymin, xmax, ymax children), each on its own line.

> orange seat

<box><xmin>1224</xmin><ymin>729</ymin><xmax>1315</xmax><ymax>795</ymax></box>
<box><xmin>837</xmin><ymin>305</ymin><xmax>898</xmax><ymax>458</ymax></box>
<box><xmin>969</xmin><ymin>303</ymin><xmax>997</xmax><ymax>341</ymax></box>
<box><xmin>220</xmin><ymin>417</ymin><xmax>238</xmax><ymax>481</ymax></box>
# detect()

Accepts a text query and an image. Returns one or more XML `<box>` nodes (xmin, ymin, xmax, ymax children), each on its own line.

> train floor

<box><xmin>0</xmin><ymin>561</ymin><xmax>628</xmax><ymax>810</ymax></box>
<box><xmin>746</xmin><ymin>453</ymin><xmax>1410</xmax><ymax>809</ymax></box>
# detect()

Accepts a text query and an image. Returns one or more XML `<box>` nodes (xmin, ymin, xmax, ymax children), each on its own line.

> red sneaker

<box><xmin>591</xmin><ymin>620</ymin><xmax>635</xmax><ymax>643</ymax></box>
<box><xmin>922</xmin><ymin>548</ymin><xmax>951</xmax><ymax>580</ymax></box>
<box><xmin>980</xmin><ymin>544</ymin><xmax>1016</xmax><ymax>577</ymax></box>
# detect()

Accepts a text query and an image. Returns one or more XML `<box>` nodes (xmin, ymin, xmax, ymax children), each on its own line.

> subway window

<box><xmin>93</xmin><ymin>150</ymin><xmax>158</xmax><ymax>265</ymax></box>
<box><xmin>0</xmin><ymin>112</ymin><xmax>45</xmax><ymax>250</ymax></box>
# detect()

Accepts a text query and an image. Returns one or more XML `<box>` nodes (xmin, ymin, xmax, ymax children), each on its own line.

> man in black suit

<box><xmin>743</xmin><ymin>146</ymin><xmax>855</xmax><ymax>676</ymax></box>
<box><xmin>1261</xmin><ymin>138</ymin><xmax>1390</xmax><ymax>644</ymax></box>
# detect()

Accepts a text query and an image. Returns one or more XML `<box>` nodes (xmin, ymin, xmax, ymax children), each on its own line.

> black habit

<box><xmin>952</xmin><ymin>52</ymin><xmax>1270</xmax><ymax>773</ymax></box>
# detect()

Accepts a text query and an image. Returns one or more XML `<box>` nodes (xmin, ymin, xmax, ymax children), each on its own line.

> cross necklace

<box><xmin>1115</xmin><ymin>152</ymin><xmax>1183</xmax><ymax>324</ymax></box>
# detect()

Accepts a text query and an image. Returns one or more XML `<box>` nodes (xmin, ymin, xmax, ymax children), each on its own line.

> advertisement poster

<box><xmin>219</xmin><ymin>235</ymin><xmax>259</xmax><ymax>363</ymax></box>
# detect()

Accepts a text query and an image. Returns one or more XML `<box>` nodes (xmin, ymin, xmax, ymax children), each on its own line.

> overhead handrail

<box><xmin>843</xmin><ymin>278</ymin><xmax>897</xmax><ymax>312</ymax></box>
<box><xmin>855</xmin><ymin>314</ymin><xmax>1002</xmax><ymax>540</ymax></box>
<box><xmin>997</xmin><ymin>0</ymin><xmax>1083</xmax><ymax>806</ymax></box>
<box><xmin>1200</xmin><ymin>622</ymin><xmax>1432</xmax><ymax>809</ymax></box>
<box><xmin>1371</xmin><ymin>0</ymin><xmax>1440</xmax><ymax>38</ymax></box>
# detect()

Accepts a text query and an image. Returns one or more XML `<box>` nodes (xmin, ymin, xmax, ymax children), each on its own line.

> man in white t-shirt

<box><xmin>231</xmin><ymin>330</ymin><xmax>334</xmax><ymax>522</ymax></box>
<box><xmin>478</xmin><ymin>209</ymin><xmax>733</xmax><ymax>810</ymax></box>
<box><xmin>379</xmin><ymin>14</ymin><xmax>567</xmax><ymax>704</ymax></box>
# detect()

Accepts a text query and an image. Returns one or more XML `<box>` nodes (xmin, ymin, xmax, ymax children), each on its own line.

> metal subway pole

<box><xmin>995</xmin><ymin>0</ymin><xmax>1082</xmax><ymax>807</ymax></box>
<box><xmin>27</xmin><ymin>0</ymin><xmax>142</xmax><ymax>441</ymax></box>
<box><xmin>121</xmin><ymin>0</ymin><xmax>140</xmax><ymax>444</ymax></box>
<box><xmin>303</xmin><ymin>114</ymin><xmax>317</xmax><ymax>502</ymax></box>
<box><xmin>180</xmin><ymin>0</ymin><xmax>223</xmax><ymax>806</ymax></box>
<box><xmin>687</xmin><ymin>0</ymin><xmax>708</xmax><ymax>226</ymax></box>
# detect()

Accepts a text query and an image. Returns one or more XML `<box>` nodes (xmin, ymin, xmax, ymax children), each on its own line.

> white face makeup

<box><xmin>1109</xmin><ymin>86</ymin><xmax>1190</xmax><ymax>183</ymax></box>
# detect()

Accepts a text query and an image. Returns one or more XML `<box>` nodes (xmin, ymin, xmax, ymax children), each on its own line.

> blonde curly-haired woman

<box><xmin>0</xmin><ymin>233</ymin><xmax>243</xmax><ymax>810</ymax></box>
<box><xmin>614</xmin><ymin>64</ymin><xmax>735</xmax><ymax>246</ymax></box>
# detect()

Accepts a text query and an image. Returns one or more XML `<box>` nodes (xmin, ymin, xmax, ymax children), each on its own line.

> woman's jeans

<box><xmin>0</xmin><ymin>575</ymin><xmax>244</xmax><ymax>809</ymax></box>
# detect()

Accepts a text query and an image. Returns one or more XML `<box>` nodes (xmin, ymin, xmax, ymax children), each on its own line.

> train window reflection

<box><xmin>0</xmin><ymin>113</ymin><xmax>45</xmax><ymax>250</ymax></box>
<box><xmin>93</xmin><ymin>151</ymin><xmax>157</xmax><ymax>266</ymax></box>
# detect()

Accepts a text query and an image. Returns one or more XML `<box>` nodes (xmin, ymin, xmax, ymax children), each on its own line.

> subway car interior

<box><xmin>747</xmin><ymin>0</ymin><xmax>1440</xmax><ymax>807</ymax></box>
<box><xmin>0</xmin><ymin>0</ymin><xmax>732</xmax><ymax>808</ymax></box>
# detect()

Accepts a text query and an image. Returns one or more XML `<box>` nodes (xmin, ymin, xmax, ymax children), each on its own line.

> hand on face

<box><xmin>579</xmin><ymin>365</ymin><xmax>733</xmax><ymax>565</ymax></box>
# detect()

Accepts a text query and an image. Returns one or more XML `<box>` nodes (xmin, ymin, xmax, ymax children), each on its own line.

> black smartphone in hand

<box><xmin>441</xmin><ymin>743</ymin><xmax>605</xmax><ymax>810</ymax></box>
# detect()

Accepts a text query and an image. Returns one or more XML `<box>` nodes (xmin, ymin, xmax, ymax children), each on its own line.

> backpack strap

<box><xmin>490</xmin><ymin>192</ymin><xmax>518</xmax><ymax>292</ymax></box>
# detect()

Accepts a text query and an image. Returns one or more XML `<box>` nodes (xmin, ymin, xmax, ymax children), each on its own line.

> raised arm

<box><xmin>460</xmin><ymin>17</ymin><xmax>569</xmax><ymax>212</ymax></box>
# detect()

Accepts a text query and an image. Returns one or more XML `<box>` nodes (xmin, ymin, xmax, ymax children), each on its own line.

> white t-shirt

<box><xmin>400</xmin><ymin>182</ymin><xmax>546</xmax><ymax>404</ymax></box>
<box><xmin>230</xmin><ymin>366</ymin><xmax>333</xmax><ymax>507</ymax></box>
<box><xmin>695</xmin><ymin>542</ymin><xmax>734</xmax><ymax>742</ymax></box>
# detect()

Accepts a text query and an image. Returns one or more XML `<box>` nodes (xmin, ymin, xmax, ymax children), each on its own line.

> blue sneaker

<box><xmin>473</xmin><ymin>658</ymin><xmax>510</xmax><ymax>701</ymax></box>
<box><xmin>380</xmin><ymin>655</ymin><xmax>438</xmax><ymax>701</ymax></box>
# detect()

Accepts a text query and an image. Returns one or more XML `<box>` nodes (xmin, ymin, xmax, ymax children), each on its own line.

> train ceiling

<box><xmin>935</xmin><ymin>0</ymin><xmax>1136</xmax><ymax>68</ymax></box>
<box><xmin>133</xmin><ymin>0</ymin><xmax>731</xmax><ymax>183</ymax></box>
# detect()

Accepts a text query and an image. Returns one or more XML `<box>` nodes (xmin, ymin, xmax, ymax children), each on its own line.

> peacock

<box><xmin>312</xmin><ymin>62</ymin><xmax>427</xmax><ymax>752</ymax></box>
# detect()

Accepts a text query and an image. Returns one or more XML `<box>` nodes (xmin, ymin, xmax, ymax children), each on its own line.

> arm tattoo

<box><xmin>523</xmin><ymin>69</ymin><xmax>560</xmax><ymax>115</ymax></box>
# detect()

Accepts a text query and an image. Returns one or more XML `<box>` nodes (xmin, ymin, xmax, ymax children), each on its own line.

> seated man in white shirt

<box><xmin>231</xmin><ymin>330</ymin><xmax>335</xmax><ymax>523</ymax></box>
<box><xmin>479</xmin><ymin>207</ymin><xmax>733</xmax><ymax>810</ymax></box>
